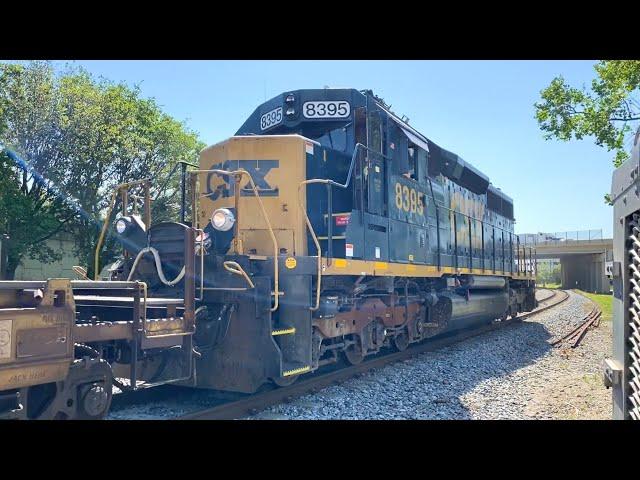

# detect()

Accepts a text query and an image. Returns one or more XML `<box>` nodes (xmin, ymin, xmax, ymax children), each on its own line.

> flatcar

<box><xmin>0</xmin><ymin>88</ymin><xmax>536</xmax><ymax>418</ymax></box>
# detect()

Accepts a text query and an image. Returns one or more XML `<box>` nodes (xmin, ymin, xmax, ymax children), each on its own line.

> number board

<box><xmin>389</xmin><ymin>175</ymin><xmax>429</xmax><ymax>227</ymax></box>
<box><xmin>260</xmin><ymin>107</ymin><xmax>283</xmax><ymax>131</ymax></box>
<box><xmin>303</xmin><ymin>101</ymin><xmax>350</xmax><ymax>119</ymax></box>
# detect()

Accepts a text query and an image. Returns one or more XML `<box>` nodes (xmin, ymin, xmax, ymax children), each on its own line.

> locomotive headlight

<box><xmin>211</xmin><ymin>208</ymin><xmax>235</xmax><ymax>232</ymax></box>
<box><xmin>115</xmin><ymin>218</ymin><xmax>128</xmax><ymax>234</ymax></box>
<box><xmin>286</xmin><ymin>107</ymin><xmax>296</xmax><ymax>116</ymax></box>
<box><xmin>285</xmin><ymin>94</ymin><xmax>295</xmax><ymax>103</ymax></box>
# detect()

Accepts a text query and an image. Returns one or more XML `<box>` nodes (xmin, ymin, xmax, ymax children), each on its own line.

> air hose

<box><xmin>127</xmin><ymin>247</ymin><xmax>185</xmax><ymax>286</ymax></box>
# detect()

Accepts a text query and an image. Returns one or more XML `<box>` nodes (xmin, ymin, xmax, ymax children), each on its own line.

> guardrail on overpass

<box><xmin>518</xmin><ymin>229</ymin><xmax>604</xmax><ymax>247</ymax></box>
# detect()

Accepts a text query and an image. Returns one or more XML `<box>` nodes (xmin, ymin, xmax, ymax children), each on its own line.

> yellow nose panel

<box><xmin>199</xmin><ymin>135</ymin><xmax>311</xmax><ymax>256</ymax></box>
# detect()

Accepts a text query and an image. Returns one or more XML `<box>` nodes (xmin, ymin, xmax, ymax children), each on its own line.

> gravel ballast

<box><xmin>250</xmin><ymin>290</ymin><xmax>612</xmax><ymax>420</ymax></box>
<box><xmin>107</xmin><ymin>290</ymin><xmax>612</xmax><ymax>420</ymax></box>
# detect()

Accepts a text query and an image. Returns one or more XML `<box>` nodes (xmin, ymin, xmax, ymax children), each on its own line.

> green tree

<box><xmin>536</xmin><ymin>261</ymin><xmax>562</xmax><ymax>287</ymax></box>
<box><xmin>536</xmin><ymin>261</ymin><xmax>552</xmax><ymax>287</ymax></box>
<box><xmin>551</xmin><ymin>263</ymin><xmax>561</xmax><ymax>284</ymax></box>
<box><xmin>0</xmin><ymin>61</ymin><xmax>205</xmax><ymax>279</ymax></box>
<box><xmin>0</xmin><ymin>152</ymin><xmax>76</xmax><ymax>279</ymax></box>
<box><xmin>0</xmin><ymin>62</ymin><xmax>79</xmax><ymax>278</ymax></box>
<box><xmin>535</xmin><ymin>61</ymin><xmax>640</xmax><ymax>197</ymax></box>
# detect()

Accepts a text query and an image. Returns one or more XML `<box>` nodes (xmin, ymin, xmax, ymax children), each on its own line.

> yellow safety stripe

<box><xmin>282</xmin><ymin>365</ymin><xmax>311</xmax><ymax>377</ymax></box>
<box><xmin>272</xmin><ymin>327</ymin><xmax>296</xmax><ymax>336</ymax></box>
<box><xmin>321</xmin><ymin>257</ymin><xmax>534</xmax><ymax>280</ymax></box>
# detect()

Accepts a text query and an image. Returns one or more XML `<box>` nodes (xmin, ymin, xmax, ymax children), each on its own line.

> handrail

<box><xmin>298</xmin><ymin>180</ymin><xmax>325</xmax><ymax>312</ymax></box>
<box><xmin>430</xmin><ymin>197</ymin><xmax>514</xmax><ymax>237</ymax></box>
<box><xmin>190</xmin><ymin>168</ymin><xmax>280</xmax><ymax>312</ymax></box>
<box><xmin>94</xmin><ymin>179</ymin><xmax>151</xmax><ymax>280</ymax></box>
<box><xmin>223</xmin><ymin>261</ymin><xmax>255</xmax><ymax>289</ymax></box>
<box><xmin>153</xmin><ymin>160</ymin><xmax>199</xmax><ymax>203</ymax></box>
<box><xmin>426</xmin><ymin>196</ymin><xmax>536</xmax><ymax>277</ymax></box>
<box><xmin>151</xmin><ymin>160</ymin><xmax>198</xmax><ymax>224</ymax></box>
<box><xmin>297</xmin><ymin>143</ymin><xmax>370</xmax><ymax>311</ymax></box>
<box><xmin>72</xmin><ymin>266</ymin><xmax>90</xmax><ymax>280</ymax></box>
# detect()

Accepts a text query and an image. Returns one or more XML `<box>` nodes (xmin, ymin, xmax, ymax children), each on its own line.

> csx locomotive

<box><xmin>0</xmin><ymin>88</ymin><xmax>536</xmax><ymax>418</ymax></box>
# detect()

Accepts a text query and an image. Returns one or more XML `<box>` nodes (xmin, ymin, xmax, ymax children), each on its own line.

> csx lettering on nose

<box><xmin>205</xmin><ymin>160</ymin><xmax>279</xmax><ymax>199</ymax></box>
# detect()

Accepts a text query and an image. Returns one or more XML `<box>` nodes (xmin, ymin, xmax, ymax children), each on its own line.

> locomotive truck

<box><xmin>0</xmin><ymin>88</ymin><xmax>536</xmax><ymax>419</ymax></box>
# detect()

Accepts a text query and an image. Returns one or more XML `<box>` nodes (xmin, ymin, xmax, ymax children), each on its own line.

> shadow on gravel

<box><xmin>108</xmin><ymin>316</ymin><xmax>558</xmax><ymax>420</ymax></box>
<box><xmin>244</xmin><ymin>320</ymin><xmax>559</xmax><ymax>420</ymax></box>
<box><xmin>406</xmin><ymin>320</ymin><xmax>555</xmax><ymax>420</ymax></box>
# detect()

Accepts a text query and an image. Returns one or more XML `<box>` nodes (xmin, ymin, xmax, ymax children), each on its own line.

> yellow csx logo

<box><xmin>394</xmin><ymin>182</ymin><xmax>425</xmax><ymax>215</ymax></box>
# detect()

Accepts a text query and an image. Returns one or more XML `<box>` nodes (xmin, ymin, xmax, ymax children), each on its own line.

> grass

<box><xmin>574</xmin><ymin>289</ymin><xmax>613</xmax><ymax>321</ymax></box>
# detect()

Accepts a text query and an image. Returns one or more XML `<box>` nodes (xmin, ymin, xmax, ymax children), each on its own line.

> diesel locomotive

<box><xmin>0</xmin><ymin>88</ymin><xmax>536</xmax><ymax>418</ymax></box>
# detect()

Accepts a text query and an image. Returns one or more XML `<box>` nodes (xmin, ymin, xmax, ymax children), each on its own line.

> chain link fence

<box><xmin>517</xmin><ymin>229</ymin><xmax>603</xmax><ymax>247</ymax></box>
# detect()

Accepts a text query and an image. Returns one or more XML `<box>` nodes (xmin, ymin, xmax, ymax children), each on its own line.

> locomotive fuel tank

<box><xmin>466</xmin><ymin>276</ymin><xmax>506</xmax><ymax>290</ymax></box>
<box><xmin>439</xmin><ymin>290</ymin><xmax>509</xmax><ymax>330</ymax></box>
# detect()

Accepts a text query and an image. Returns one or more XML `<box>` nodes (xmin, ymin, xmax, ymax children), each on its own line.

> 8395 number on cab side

<box><xmin>303</xmin><ymin>101</ymin><xmax>350</xmax><ymax>119</ymax></box>
<box><xmin>261</xmin><ymin>107</ymin><xmax>283</xmax><ymax>131</ymax></box>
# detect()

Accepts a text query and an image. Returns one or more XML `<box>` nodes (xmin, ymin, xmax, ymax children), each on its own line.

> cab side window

<box><xmin>354</xmin><ymin>107</ymin><xmax>367</xmax><ymax>146</ymax></box>
<box><xmin>389</xmin><ymin>123</ymin><xmax>410</xmax><ymax>177</ymax></box>
<box><xmin>368</xmin><ymin>110</ymin><xmax>382</xmax><ymax>154</ymax></box>
<box><xmin>407</xmin><ymin>147</ymin><xmax>416</xmax><ymax>179</ymax></box>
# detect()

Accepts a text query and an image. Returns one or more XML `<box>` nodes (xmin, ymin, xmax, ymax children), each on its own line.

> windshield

<box><xmin>312</xmin><ymin>126</ymin><xmax>348</xmax><ymax>152</ymax></box>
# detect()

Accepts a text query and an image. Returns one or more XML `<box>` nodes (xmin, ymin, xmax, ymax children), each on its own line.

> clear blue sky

<box><xmin>52</xmin><ymin>60</ymin><xmax>615</xmax><ymax>237</ymax></box>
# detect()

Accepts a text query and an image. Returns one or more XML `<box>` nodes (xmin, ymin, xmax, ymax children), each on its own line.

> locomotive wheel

<box><xmin>344</xmin><ymin>338</ymin><xmax>365</xmax><ymax>365</ymax></box>
<box><xmin>271</xmin><ymin>375</ymin><xmax>299</xmax><ymax>387</ymax></box>
<box><xmin>393</xmin><ymin>332</ymin><xmax>409</xmax><ymax>352</ymax></box>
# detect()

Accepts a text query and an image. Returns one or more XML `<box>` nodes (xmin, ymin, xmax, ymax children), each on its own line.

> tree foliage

<box><xmin>536</xmin><ymin>261</ymin><xmax>561</xmax><ymax>287</ymax></box>
<box><xmin>0</xmin><ymin>63</ymin><xmax>78</xmax><ymax>278</ymax></box>
<box><xmin>0</xmin><ymin>61</ymin><xmax>205</xmax><ymax>278</ymax></box>
<box><xmin>535</xmin><ymin>61</ymin><xmax>640</xmax><ymax>169</ymax></box>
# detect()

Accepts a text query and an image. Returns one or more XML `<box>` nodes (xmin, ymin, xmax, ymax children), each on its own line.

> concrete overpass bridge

<box><xmin>518</xmin><ymin>231</ymin><xmax>612</xmax><ymax>293</ymax></box>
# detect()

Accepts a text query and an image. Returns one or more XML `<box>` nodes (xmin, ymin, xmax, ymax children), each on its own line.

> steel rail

<box><xmin>177</xmin><ymin>289</ymin><xmax>569</xmax><ymax>420</ymax></box>
<box><xmin>534</xmin><ymin>289</ymin><xmax>557</xmax><ymax>304</ymax></box>
<box><xmin>550</xmin><ymin>294</ymin><xmax>602</xmax><ymax>348</ymax></box>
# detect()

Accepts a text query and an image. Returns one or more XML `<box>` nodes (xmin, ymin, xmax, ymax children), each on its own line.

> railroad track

<box><xmin>522</xmin><ymin>288</ymin><xmax>569</xmax><ymax>318</ymax></box>
<box><xmin>536</xmin><ymin>288</ymin><xmax>559</xmax><ymax>304</ymax></box>
<box><xmin>550</xmin><ymin>294</ymin><xmax>601</xmax><ymax>349</ymax></box>
<box><xmin>177</xmin><ymin>289</ymin><xmax>570</xmax><ymax>420</ymax></box>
